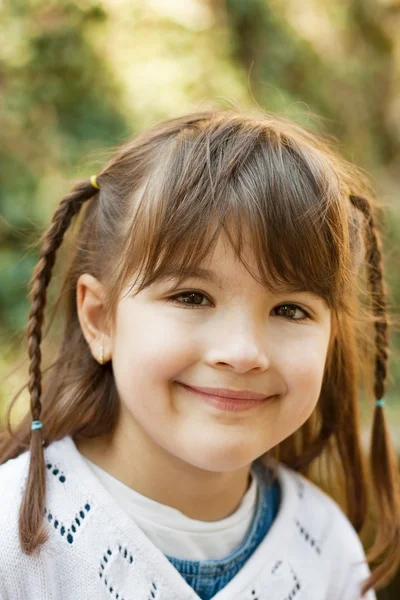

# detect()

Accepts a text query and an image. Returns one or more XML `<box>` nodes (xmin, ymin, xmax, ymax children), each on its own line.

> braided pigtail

<box><xmin>20</xmin><ymin>177</ymin><xmax>101</xmax><ymax>555</ymax></box>
<box><xmin>349</xmin><ymin>195</ymin><xmax>400</xmax><ymax>593</ymax></box>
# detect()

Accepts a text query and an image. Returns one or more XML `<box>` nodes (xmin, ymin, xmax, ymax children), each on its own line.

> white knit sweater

<box><xmin>0</xmin><ymin>435</ymin><xmax>376</xmax><ymax>599</ymax></box>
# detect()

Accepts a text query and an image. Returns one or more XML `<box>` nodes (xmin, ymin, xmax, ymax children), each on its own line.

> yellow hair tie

<box><xmin>90</xmin><ymin>175</ymin><xmax>100</xmax><ymax>190</ymax></box>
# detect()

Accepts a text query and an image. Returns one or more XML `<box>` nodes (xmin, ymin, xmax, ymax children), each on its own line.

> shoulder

<box><xmin>0</xmin><ymin>440</ymin><xmax>90</xmax><ymax>598</ymax></box>
<box><xmin>276</xmin><ymin>462</ymin><xmax>375</xmax><ymax>598</ymax></box>
<box><xmin>0</xmin><ymin>450</ymin><xmax>31</xmax><ymax>586</ymax></box>
<box><xmin>278</xmin><ymin>462</ymin><xmax>367</xmax><ymax>551</ymax></box>
<box><xmin>0</xmin><ymin>449</ymin><xmax>30</xmax><ymax>524</ymax></box>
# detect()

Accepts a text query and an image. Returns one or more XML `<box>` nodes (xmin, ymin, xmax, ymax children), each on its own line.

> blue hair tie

<box><xmin>376</xmin><ymin>399</ymin><xmax>385</xmax><ymax>407</ymax></box>
<box><xmin>31</xmin><ymin>420</ymin><xmax>43</xmax><ymax>430</ymax></box>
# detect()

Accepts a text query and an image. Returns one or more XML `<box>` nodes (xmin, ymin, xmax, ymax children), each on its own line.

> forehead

<box><xmin>122</xmin><ymin>216</ymin><xmax>335</xmax><ymax>311</ymax></box>
<box><xmin>155</xmin><ymin>233</ymin><xmax>244</xmax><ymax>288</ymax></box>
<box><xmin>154</xmin><ymin>263</ymin><xmax>316</xmax><ymax>296</ymax></box>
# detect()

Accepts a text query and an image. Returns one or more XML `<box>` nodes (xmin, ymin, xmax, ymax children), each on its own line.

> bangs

<box><xmin>120</xmin><ymin>118</ymin><xmax>353</xmax><ymax>309</ymax></box>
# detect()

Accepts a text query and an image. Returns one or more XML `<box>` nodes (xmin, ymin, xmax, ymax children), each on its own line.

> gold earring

<box><xmin>98</xmin><ymin>345</ymin><xmax>103</xmax><ymax>365</ymax></box>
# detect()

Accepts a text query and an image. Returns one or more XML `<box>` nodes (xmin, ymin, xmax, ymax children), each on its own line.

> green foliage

<box><xmin>2</xmin><ymin>0</ymin><xmax>400</xmax><ymax>400</ymax></box>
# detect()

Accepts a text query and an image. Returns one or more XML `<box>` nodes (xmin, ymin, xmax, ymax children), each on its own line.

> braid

<box><xmin>28</xmin><ymin>180</ymin><xmax>99</xmax><ymax>432</ymax></box>
<box><xmin>349</xmin><ymin>195</ymin><xmax>400</xmax><ymax>592</ymax></box>
<box><xmin>349</xmin><ymin>195</ymin><xmax>388</xmax><ymax>401</ymax></box>
<box><xmin>20</xmin><ymin>178</ymin><xmax>100</xmax><ymax>554</ymax></box>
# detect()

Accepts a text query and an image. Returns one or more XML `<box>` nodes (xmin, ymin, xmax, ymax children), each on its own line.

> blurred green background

<box><xmin>1</xmin><ymin>0</ymin><xmax>400</xmax><ymax>595</ymax></box>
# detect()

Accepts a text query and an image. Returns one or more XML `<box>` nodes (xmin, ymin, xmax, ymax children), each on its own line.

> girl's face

<box><xmin>105</xmin><ymin>231</ymin><xmax>332</xmax><ymax>474</ymax></box>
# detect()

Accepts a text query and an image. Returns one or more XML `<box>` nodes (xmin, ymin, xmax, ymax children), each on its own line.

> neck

<box><xmin>74</xmin><ymin>426</ymin><xmax>253</xmax><ymax>522</ymax></box>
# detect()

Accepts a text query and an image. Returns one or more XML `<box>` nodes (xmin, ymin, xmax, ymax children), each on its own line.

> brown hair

<box><xmin>1</xmin><ymin>108</ymin><xmax>399</xmax><ymax>595</ymax></box>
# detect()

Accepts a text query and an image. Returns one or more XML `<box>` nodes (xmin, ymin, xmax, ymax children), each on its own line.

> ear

<box><xmin>76</xmin><ymin>273</ymin><xmax>112</xmax><ymax>364</ymax></box>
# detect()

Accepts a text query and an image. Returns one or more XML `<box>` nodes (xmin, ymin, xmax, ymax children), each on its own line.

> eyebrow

<box><xmin>156</xmin><ymin>266</ymin><xmax>235</xmax><ymax>290</ymax></box>
<box><xmin>155</xmin><ymin>265</ymin><xmax>317</xmax><ymax>296</ymax></box>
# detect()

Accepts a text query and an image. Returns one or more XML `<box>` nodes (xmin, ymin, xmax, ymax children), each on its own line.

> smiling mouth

<box><xmin>177</xmin><ymin>382</ymin><xmax>276</xmax><ymax>412</ymax></box>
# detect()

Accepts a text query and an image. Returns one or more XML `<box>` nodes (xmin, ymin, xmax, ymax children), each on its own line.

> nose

<box><xmin>205</xmin><ymin>319</ymin><xmax>271</xmax><ymax>374</ymax></box>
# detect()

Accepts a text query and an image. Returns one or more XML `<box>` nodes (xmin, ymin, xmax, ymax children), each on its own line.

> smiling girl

<box><xmin>0</xmin><ymin>109</ymin><xmax>399</xmax><ymax>599</ymax></box>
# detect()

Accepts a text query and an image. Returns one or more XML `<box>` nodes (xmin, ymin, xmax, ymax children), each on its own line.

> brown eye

<box><xmin>273</xmin><ymin>304</ymin><xmax>310</xmax><ymax>321</ymax></box>
<box><xmin>167</xmin><ymin>292</ymin><xmax>311</xmax><ymax>321</ymax></box>
<box><xmin>168</xmin><ymin>291</ymin><xmax>210</xmax><ymax>308</ymax></box>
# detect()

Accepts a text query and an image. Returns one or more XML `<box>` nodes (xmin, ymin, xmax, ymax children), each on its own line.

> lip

<box><xmin>179</xmin><ymin>383</ymin><xmax>268</xmax><ymax>400</ymax></box>
<box><xmin>177</xmin><ymin>382</ymin><xmax>275</xmax><ymax>413</ymax></box>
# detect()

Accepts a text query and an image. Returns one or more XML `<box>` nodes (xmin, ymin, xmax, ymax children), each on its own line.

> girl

<box><xmin>0</xmin><ymin>109</ymin><xmax>399</xmax><ymax>600</ymax></box>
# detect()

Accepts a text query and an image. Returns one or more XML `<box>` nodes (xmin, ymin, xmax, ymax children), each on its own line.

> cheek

<box><xmin>111</xmin><ymin>302</ymin><xmax>197</xmax><ymax>383</ymax></box>
<box><xmin>277</xmin><ymin>335</ymin><xmax>329</xmax><ymax>412</ymax></box>
<box><xmin>280</xmin><ymin>329</ymin><xmax>329</xmax><ymax>379</ymax></box>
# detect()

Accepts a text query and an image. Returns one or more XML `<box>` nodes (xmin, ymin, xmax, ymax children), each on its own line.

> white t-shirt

<box><xmin>83</xmin><ymin>456</ymin><xmax>258</xmax><ymax>560</ymax></box>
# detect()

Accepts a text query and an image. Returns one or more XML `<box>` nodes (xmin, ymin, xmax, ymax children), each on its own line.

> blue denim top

<box><xmin>165</xmin><ymin>460</ymin><xmax>281</xmax><ymax>600</ymax></box>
